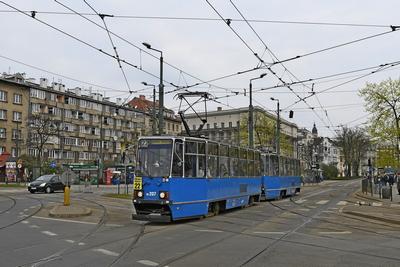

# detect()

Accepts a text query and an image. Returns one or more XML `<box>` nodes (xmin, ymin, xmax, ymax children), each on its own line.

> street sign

<box><xmin>64</xmin><ymin>163</ymin><xmax>98</xmax><ymax>171</ymax></box>
<box><xmin>50</xmin><ymin>161</ymin><xmax>57</xmax><ymax>168</ymax></box>
<box><xmin>17</xmin><ymin>164</ymin><xmax>22</xmax><ymax>169</ymax></box>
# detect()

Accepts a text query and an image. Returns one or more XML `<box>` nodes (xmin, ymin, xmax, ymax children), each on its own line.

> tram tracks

<box><xmin>0</xmin><ymin>194</ymin><xmax>17</xmax><ymax>215</ymax></box>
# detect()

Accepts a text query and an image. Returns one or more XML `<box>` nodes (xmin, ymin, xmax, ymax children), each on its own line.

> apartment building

<box><xmin>128</xmin><ymin>94</ymin><xmax>182</xmax><ymax>135</ymax></box>
<box><xmin>183</xmin><ymin>106</ymin><xmax>298</xmax><ymax>158</ymax></box>
<box><xmin>0</xmin><ymin>73</ymin><xmax>149</xmax><ymax>167</ymax></box>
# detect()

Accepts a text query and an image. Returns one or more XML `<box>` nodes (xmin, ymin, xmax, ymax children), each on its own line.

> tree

<box><xmin>321</xmin><ymin>163</ymin><xmax>339</xmax><ymax>179</ymax></box>
<box><xmin>359</xmin><ymin>78</ymin><xmax>400</xmax><ymax>167</ymax></box>
<box><xmin>333</xmin><ymin>126</ymin><xmax>370</xmax><ymax>177</ymax></box>
<box><xmin>27</xmin><ymin>114</ymin><xmax>60</xmax><ymax>166</ymax></box>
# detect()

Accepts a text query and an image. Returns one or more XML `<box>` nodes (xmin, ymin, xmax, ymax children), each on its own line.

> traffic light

<box><xmin>289</xmin><ymin>110</ymin><xmax>294</xmax><ymax>118</ymax></box>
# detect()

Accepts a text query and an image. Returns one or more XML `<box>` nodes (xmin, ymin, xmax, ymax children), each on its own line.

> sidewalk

<box><xmin>343</xmin><ymin>187</ymin><xmax>400</xmax><ymax>225</ymax></box>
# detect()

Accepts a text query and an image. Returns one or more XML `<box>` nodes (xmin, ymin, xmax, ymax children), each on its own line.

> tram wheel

<box><xmin>212</xmin><ymin>202</ymin><xmax>220</xmax><ymax>216</ymax></box>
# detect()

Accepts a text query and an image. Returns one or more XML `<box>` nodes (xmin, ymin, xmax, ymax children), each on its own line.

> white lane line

<box><xmin>32</xmin><ymin>216</ymin><xmax>122</xmax><ymax>227</ymax></box>
<box><xmin>372</xmin><ymin>202</ymin><xmax>382</xmax><ymax>207</ymax></box>
<box><xmin>319</xmin><ymin>231</ymin><xmax>351</xmax><ymax>235</ymax></box>
<box><xmin>41</xmin><ymin>231</ymin><xmax>57</xmax><ymax>236</ymax></box>
<box><xmin>295</xmin><ymin>199</ymin><xmax>307</xmax><ymax>204</ymax></box>
<box><xmin>92</xmin><ymin>248</ymin><xmax>120</xmax><ymax>257</ymax></box>
<box><xmin>24</xmin><ymin>209</ymin><xmax>29</xmax><ymax>212</ymax></box>
<box><xmin>137</xmin><ymin>260</ymin><xmax>159</xmax><ymax>266</ymax></box>
<box><xmin>337</xmin><ymin>201</ymin><xmax>347</xmax><ymax>206</ymax></box>
<box><xmin>29</xmin><ymin>225</ymin><xmax>39</xmax><ymax>229</ymax></box>
<box><xmin>21</xmin><ymin>221</ymin><xmax>29</xmax><ymax>224</ymax></box>
<box><xmin>316</xmin><ymin>200</ymin><xmax>329</xmax><ymax>205</ymax></box>
<box><xmin>65</xmin><ymin>240</ymin><xmax>75</xmax><ymax>243</ymax></box>
<box><xmin>253</xmin><ymin>231</ymin><xmax>286</xmax><ymax>235</ymax></box>
<box><xmin>194</xmin><ymin>229</ymin><xmax>223</xmax><ymax>233</ymax></box>
<box><xmin>297</xmin><ymin>208</ymin><xmax>310</xmax><ymax>211</ymax></box>
<box><xmin>78</xmin><ymin>242</ymin><xmax>85</xmax><ymax>246</ymax></box>
<box><xmin>322</xmin><ymin>210</ymin><xmax>334</xmax><ymax>213</ymax></box>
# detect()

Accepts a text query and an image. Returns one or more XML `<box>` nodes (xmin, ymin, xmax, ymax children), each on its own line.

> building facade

<box><xmin>183</xmin><ymin>106</ymin><xmax>298</xmax><ymax>158</ymax></box>
<box><xmin>0</xmin><ymin>73</ymin><xmax>150</xmax><ymax>170</ymax></box>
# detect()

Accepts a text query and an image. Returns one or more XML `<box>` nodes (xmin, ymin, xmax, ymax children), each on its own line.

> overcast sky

<box><xmin>1</xmin><ymin>0</ymin><xmax>400</xmax><ymax>137</ymax></box>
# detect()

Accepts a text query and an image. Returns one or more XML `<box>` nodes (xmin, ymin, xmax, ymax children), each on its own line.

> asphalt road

<box><xmin>1</xmin><ymin>180</ymin><xmax>400</xmax><ymax>267</ymax></box>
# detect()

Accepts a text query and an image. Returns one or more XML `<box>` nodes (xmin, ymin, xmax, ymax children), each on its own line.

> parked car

<box><xmin>28</xmin><ymin>174</ymin><xmax>65</xmax><ymax>194</ymax></box>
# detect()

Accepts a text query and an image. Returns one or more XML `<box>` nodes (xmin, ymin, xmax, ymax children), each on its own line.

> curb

<box><xmin>354</xmin><ymin>191</ymin><xmax>382</xmax><ymax>203</ymax></box>
<box><xmin>49</xmin><ymin>205</ymin><xmax>92</xmax><ymax>218</ymax></box>
<box><xmin>343</xmin><ymin>210</ymin><xmax>400</xmax><ymax>226</ymax></box>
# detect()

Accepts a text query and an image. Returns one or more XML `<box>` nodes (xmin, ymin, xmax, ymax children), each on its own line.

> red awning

<box><xmin>0</xmin><ymin>152</ymin><xmax>11</xmax><ymax>168</ymax></box>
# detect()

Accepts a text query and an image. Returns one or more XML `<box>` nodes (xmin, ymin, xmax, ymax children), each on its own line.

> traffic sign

<box><xmin>17</xmin><ymin>164</ymin><xmax>22</xmax><ymax>169</ymax></box>
<box><xmin>50</xmin><ymin>161</ymin><xmax>57</xmax><ymax>168</ymax></box>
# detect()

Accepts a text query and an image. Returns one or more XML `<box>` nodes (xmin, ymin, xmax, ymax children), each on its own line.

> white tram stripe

<box><xmin>316</xmin><ymin>200</ymin><xmax>329</xmax><ymax>205</ymax></box>
<box><xmin>336</xmin><ymin>201</ymin><xmax>347</xmax><ymax>206</ymax></box>
<box><xmin>92</xmin><ymin>248</ymin><xmax>120</xmax><ymax>257</ymax></box>
<box><xmin>137</xmin><ymin>260</ymin><xmax>160</xmax><ymax>266</ymax></box>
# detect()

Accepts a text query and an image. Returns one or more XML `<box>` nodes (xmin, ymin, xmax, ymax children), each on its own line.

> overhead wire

<box><xmin>0</xmin><ymin>10</ymin><xmax>391</xmax><ymax>28</ymax></box>
<box><xmin>82</xmin><ymin>0</ymin><xmax>132</xmax><ymax>98</ymax></box>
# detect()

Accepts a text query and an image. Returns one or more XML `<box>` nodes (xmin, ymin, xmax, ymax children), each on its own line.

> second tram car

<box><xmin>132</xmin><ymin>136</ymin><xmax>302</xmax><ymax>222</ymax></box>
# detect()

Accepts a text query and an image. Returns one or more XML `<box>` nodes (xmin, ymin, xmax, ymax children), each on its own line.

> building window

<box><xmin>12</xmin><ymin>129</ymin><xmax>21</xmax><ymax>140</ymax></box>
<box><xmin>11</xmin><ymin>147</ymin><xmax>20</xmax><ymax>157</ymax></box>
<box><xmin>0</xmin><ymin>146</ymin><xmax>5</xmax><ymax>154</ymax></box>
<box><xmin>0</xmin><ymin>110</ymin><xmax>7</xmax><ymax>120</ymax></box>
<box><xmin>31</xmin><ymin>103</ymin><xmax>40</xmax><ymax>113</ymax></box>
<box><xmin>206</xmin><ymin>124</ymin><xmax>210</xmax><ymax>129</ymax></box>
<box><xmin>229</xmin><ymin>122</ymin><xmax>232</xmax><ymax>128</ymax></box>
<box><xmin>0</xmin><ymin>90</ymin><xmax>8</xmax><ymax>102</ymax></box>
<box><xmin>12</xmin><ymin>93</ymin><xmax>22</xmax><ymax>104</ymax></box>
<box><xmin>13</xmin><ymin>111</ymin><xmax>22</xmax><ymax>122</ymax></box>
<box><xmin>214</xmin><ymin>123</ymin><xmax>217</xmax><ymax>129</ymax></box>
<box><xmin>221</xmin><ymin>122</ymin><xmax>225</xmax><ymax>128</ymax></box>
<box><xmin>0</xmin><ymin>128</ymin><xmax>6</xmax><ymax>138</ymax></box>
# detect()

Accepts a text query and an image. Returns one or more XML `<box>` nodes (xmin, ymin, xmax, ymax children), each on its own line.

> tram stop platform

<box><xmin>49</xmin><ymin>204</ymin><xmax>92</xmax><ymax>218</ymax></box>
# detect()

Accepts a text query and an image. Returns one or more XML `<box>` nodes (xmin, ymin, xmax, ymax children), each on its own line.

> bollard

<box><xmin>64</xmin><ymin>186</ymin><xmax>70</xmax><ymax>206</ymax></box>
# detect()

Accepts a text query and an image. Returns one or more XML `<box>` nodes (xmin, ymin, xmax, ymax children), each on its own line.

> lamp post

<box><xmin>142</xmin><ymin>82</ymin><xmax>157</xmax><ymax>135</ymax></box>
<box><xmin>271</xmin><ymin>97</ymin><xmax>280</xmax><ymax>175</ymax></box>
<box><xmin>249</xmin><ymin>73</ymin><xmax>267</xmax><ymax>148</ymax></box>
<box><xmin>142</xmin><ymin>42</ymin><xmax>164</xmax><ymax>135</ymax></box>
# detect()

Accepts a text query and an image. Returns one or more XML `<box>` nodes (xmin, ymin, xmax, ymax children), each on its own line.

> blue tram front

<box><xmin>132</xmin><ymin>136</ymin><xmax>262</xmax><ymax>222</ymax></box>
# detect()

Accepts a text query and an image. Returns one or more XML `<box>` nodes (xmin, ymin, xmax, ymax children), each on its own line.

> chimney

<box><xmin>217</xmin><ymin>107</ymin><xmax>222</xmax><ymax>111</ymax></box>
<box><xmin>116</xmin><ymin>98</ymin><xmax>122</xmax><ymax>105</ymax></box>
<box><xmin>40</xmin><ymin>78</ymin><xmax>48</xmax><ymax>88</ymax></box>
<box><xmin>52</xmin><ymin>82</ymin><xmax>59</xmax><ymax>91</ymax></box>
<box><xmin>139</xmin><ymin>95</ymin><xmax>146</xmax><ymax>100</ymax></box>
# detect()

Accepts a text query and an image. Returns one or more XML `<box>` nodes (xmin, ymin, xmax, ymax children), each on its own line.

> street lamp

<box><xmin>142</xmin><ymin>82</ymin><xmax>157</xmax><ymax>135</ymax></box>
<box><xmin>271</xmin><ymin>97</ymin><xmax>280</xmax><ymax>175</ymax></box>
<box><xmin>248</xmin><ymin>73</ymin><xmax>267</xmax><ymax>148</ymax></box>
<box><xmin>142</xmin><ymin>42</ymin><xmax>164</xmax><ymax>135</ymax></box>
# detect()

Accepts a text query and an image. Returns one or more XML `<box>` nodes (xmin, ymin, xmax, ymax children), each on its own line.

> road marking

<box><xmin>194</xmin><ymin>229</ymin><xmax>223</xmax><ymax>233</ymax></box>
<box><xmin>137</xmin><ymin>260</ymin><xmax>159</xmax><ymax>266</ymax></box>
<box><xmin>319</xmin><ymin>231</ymin><xmax>351</xmax><ymax>235</ymax></box>
<box><xmin>29</xmin><ymin>225</ymin><xmax>39</xmax><ymax>228</ymax></box>
<box><xmin>41</xmin><ymin>231</ymin><xmax>57</xmax><ymax>236</ymax></box>
<box><xmin>92</xmin><ymin>248</ymin><xmax>120</xmax><ymax>257</ymax></box>
<box><xmin>337</xmin><ymin>201</ymin><xmax>347</xmax><ymax>206</ymax></box>
<box><xmin>24</xmin><ymin>209</ymin><xmax>29</xmax><ymax>212</ymax></box>
<box><xmin>30</xmin><ymin>206</ymin><xmax>37</xmax><ymax>209</ymax></box>
<box><xmin>32</xmin><ymin>216</ymin><xmax>122</xmax><ymax>227</ymax></box>
<box><xmin>297</xmin><ymin>208</ymin><xmax>310</xmax><ymax>211</ymax></box>
<box><xmin>253</xmin><ymin>231</ymin><xmax>286</xmax><ymax>235</ymax></box>
<box><xmin>78</xmin><ymin>242</ymin><xmax>85</xmax><ymax>246</ymax></box>
<box><xmin>322</xmin><ymin>210</ymin><xmax>334</xmax><ymax>213</ymax></box>
<box><xmin>391</xmin><ymin>204</ymin><xmax>400</xmax><ymax>208</ymax></box>
<box><xmin>372</xmin><ymin>202</ymin><xmax>382</xmax><ymax>207</ymax></box>
<box><xmin>295</xmin><ymin>199</ymin><xmax>307</xmax><ymax>204</ymax></box>
<box><xmin>316</xmin><ymin>200</ymin><xmax>329</xmax><ymax>205</ymax></box>
<box><xmin>21</xmin><ymin>221</ymin><xmax>29</xmax><ymax>224</ymax></box>
<box><xmin>65</xmin><ymin>240</ymin><xmax>75</xmax><ymax>243</ymax></box>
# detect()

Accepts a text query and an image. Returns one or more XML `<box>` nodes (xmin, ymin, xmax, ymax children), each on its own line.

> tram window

<box><xmin>271</xmin><ymin>155</ymin><xmax>278</xmax><ymax>176</ymax></box>
<box><xmin>255</xmin><ymin>152</ymin><xmax>261</xmax><ymax>176</ymax></box>
<box><xmin>219</xmin><ymin>145</ymin><xmax>229</xmax><ymax>177</ymax></box>
<box><xmin>184</xmin><ymin>141</ymin><xmax>197</xmax><ymax>178</ymax></box>
<box><xmin>229</xmin><ymin>147</ymin><xmax>239</xmax><ymax>177</ymax></box>
<box><xmin>172</xmin><ymin>140</ymin><xmax>183</xmax><ymax>177</ymax></box>
<box><xmin>248</xmin><ymin>151</ymin><xmax>254</xmax><ymax>177</ymax></box>
<box><xmin>207</xmin><ymin>142</ymin><xmax>219</xmax><ymax>178</ymax></box>
<box><xmin>239</xmin><ymin>148</ymin><xmax>248</xmax><ymax>177</ymax></box>
<box><xmin>260</xmin><ymin>155</ymin><xmax>265</xmax><ymax>176</ymax></box>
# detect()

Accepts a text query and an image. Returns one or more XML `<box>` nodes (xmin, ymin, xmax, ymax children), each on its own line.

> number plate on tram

<box><xmin>134</xmin><ymin>176</ymin><xmax>142</xmax><ymax>190</ymax></box>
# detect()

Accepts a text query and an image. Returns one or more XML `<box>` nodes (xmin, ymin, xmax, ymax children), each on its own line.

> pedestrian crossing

<box><xmin>293</xmin><ymin>199</ymin><xmax>400</xmax><ymax>208</ymax></box>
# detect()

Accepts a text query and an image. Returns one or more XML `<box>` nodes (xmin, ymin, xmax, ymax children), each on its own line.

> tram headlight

<box><xmin>159</xmin><ymin>191</ymin><xmax>169</xmax><ymax>199</ymax></box>
<box><xmin>137</xmin><ymin>191</ymin><xmax>143</xmax><ymax>198</ymax></box>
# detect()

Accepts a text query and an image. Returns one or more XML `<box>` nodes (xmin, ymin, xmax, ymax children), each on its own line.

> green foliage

<box><xmin>359</xmin><ymin>78</ymin><xmax>400</xmax><ymax>165</ymax></box>
<box><xmin>321</xmin><ymin>163</ymin><xmax>338</xmax><ymax>179</ymax></box>
<box><xmin>377</xmin><ymin>147</ymin><xmax>399</xmax><ymax>168</ymax></box>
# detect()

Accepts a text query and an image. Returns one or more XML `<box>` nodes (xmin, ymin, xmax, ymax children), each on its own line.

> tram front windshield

<box><xmin>136</xmin><ymin>139</ymin><xmax>172</xmax><ymax>177</ymax></box>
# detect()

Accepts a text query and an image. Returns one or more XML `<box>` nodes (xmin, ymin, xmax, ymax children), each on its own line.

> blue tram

<box><xmin>261</xmin><ymin>153</ymin><xmax>301</xmax><ymax>200</ymax></box>
<box><xmin>132</xmin><ymin>136</ymin><xmax>301</xmax><ymax>222</ymax></box>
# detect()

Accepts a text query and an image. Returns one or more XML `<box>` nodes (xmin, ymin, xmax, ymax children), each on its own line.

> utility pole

<box><xmin>142</xmin><ymin>82</ymin><xmax>157</xmax><ymax>135</ymax></box>
<box><xmin>271</xmin><ymin>97</ymin><xmax>280</xmax><ymax>175</ymax></box>
<box><xmin>249</xmin><ymin>73</ymin><xmax>266</xmax><ymax>148</ymax></box>
<box><xmin>98</xmin><ymin>106</ymin><xmax>104</xmax><ymax>188</ymax></box>
<box><xmin>142</xmin><ymin>42</ymin><xmax>164</xmax><ymax>135</ymax></box>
